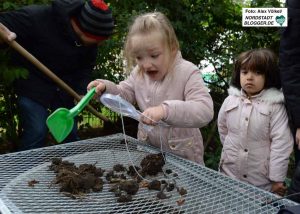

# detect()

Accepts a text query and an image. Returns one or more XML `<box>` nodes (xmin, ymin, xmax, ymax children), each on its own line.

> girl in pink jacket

<box><xmin>218</xmin><ymin>48</ymin><xmax>293</xmax><ymax>196</ymax></box>
<box><xmin>87</xmin><ymin>12</ymin><xmax>213</xmax><ymax>165</ymax></box>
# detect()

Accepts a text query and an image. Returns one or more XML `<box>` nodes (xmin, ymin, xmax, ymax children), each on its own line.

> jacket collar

<box><xmin>228</xmin><ymin>86</ymin><xmax>285</xmax><ymax>104</ymax></box>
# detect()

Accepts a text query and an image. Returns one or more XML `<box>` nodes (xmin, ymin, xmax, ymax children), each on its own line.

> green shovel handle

<box><xmin>69</xmin><ymin>88</ymin><xmax>96</xmax><ymax>117</ymax></box>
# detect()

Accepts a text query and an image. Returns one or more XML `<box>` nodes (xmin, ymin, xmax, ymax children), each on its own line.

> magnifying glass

<box><xmin>100</xmin><ymin>93</ymin><xmax>169</xmax><ymax>131</ymax></box>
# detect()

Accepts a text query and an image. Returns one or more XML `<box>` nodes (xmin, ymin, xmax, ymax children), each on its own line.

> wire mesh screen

<box><xmin>0</xmin><ymin>133</ymin><xmax>298</xmax><ymax>213</ymax></box>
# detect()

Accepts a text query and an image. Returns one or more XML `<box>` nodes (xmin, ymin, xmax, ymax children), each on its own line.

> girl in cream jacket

<box><xmin>218</xmin><ymin>49</ymin><xmax>293</xmax><ymax>195</ymax></box>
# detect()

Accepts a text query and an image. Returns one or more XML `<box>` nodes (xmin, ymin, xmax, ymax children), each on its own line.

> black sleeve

<box><xmin>0</xmin><ymin>5</ymin><xmax>36</xmax><ymax>42</ymax></box>
<box><xmin>71</xmin><ymin>68</ymin><xmax>93</xmax><ymax>95</ymax></box>
<box><xmin>279</xmin><ymin>2</ymin><xmax>300</xmax><ymax>129</ymax></box>
<box><xmin>66</xmin><ymin>48</ymin><xmax>97</xmax><ymax>95</ymax></box>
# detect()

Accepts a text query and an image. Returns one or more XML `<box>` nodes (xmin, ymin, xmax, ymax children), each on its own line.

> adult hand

<box><xmin>87</xmin><ymin>80</ymin><xmax>106</xmax><ymax>97</ymax></box>
<box><xmin>0</xmin><ymin>23</ymin><xmax>16</xmax><ymax>43</ymax></box>
<box><xmin>296</xmin><ymin>128</ymin><xmax>300</xmax><ymax>150</ymax></box>
<box><xmin>141</xmin><ymin>105</ymin><xmax>165</xmax><ymax>125</ymax></box>
<box><xmin>271</xmin><ymin>182</ymin><xmax>286</xmax><ymax>196</ymax></box>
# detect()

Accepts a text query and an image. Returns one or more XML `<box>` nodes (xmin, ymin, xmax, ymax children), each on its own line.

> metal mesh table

<box><xmin>0</xmin><ymin>133</ymin><xmax>298</xmax><ymax>213</ymax></box>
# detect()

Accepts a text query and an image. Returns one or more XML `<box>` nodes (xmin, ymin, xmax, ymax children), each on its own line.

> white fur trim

<box><xmin>227</xmin><ymin>86</ymin><xmax>284</xmax><ymax>104</ymax></box>
<box><xmin>228</xmin><ymin>86</ymin><xmax>240</xmax><ymax>96</ymax></box>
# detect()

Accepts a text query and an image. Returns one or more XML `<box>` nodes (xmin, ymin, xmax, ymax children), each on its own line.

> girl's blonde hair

<box><xmin>124</xmin><ymin>12</ymin><xmax>179</xmax><ymax>72</ymax></box>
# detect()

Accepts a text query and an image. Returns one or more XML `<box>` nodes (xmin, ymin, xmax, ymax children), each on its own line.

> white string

<box><xmin>117</xmin><ymin>99</ymin><xmax>171</xmax><ymax>182</ymax></box>
<box><xmin>118</xmin><ymin>99</ymin><xmax>150</xmax><ymax>182</ymax></box>
<box><xmin>159</xmin><ymin>125</ymin><xmax>169</xmax><ymax>177</ymax></box>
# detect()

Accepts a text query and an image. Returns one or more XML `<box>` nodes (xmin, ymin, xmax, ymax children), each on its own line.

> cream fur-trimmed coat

<box><xmin>218</xmin><ymin>86</ymin><xmax>293</xmax><ymax>191</ymax></box>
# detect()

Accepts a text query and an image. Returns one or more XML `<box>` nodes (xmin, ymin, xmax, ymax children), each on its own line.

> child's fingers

<box><xmin>140</xmin><ymin>113</ymin><xmax>157</xmax><ymax>126</ymax></box>
<box><xmin>87</xmin><ymin>80</ymin><xmax>104</xmax><ymax>94</ymax></box>
<box><xmin>87</xmin><ymin>81</ymin><xmax>97</xmax><ymax>91</ymax></box>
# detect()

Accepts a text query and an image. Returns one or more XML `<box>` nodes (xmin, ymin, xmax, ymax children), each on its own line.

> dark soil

<box><xmin>140</xmin><ymin>153</ymin><xmax>165</xmax><ymax>176</ymax></box>
<box><xmin>48</xmin><ymin>158</ymin><xmax>104</xmax><ymax>195</ymax></box>
<box><xmin>48</xmin><ymin>151</ymin><xmax>187</xmax><ymax>204</ymax></box>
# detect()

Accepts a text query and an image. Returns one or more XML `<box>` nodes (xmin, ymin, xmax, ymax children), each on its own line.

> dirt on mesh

<box><xmin>48</xmin><ymin>158</ymin><xmax>105</xmax><ymax>196</ymax></box>
<box><xmin>48</xmin><ymin>151</ymin><xmax>187</xmax><ymax>204</ymax></box>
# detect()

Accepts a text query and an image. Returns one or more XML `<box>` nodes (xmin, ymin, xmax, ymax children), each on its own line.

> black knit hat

<box><xmin>77</xmin><ymin>0</ymin><xmax>114</xmax><ymax>40</ymax></box>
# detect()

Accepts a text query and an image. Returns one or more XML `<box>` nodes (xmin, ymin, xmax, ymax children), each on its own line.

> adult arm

<box><xmin>70</xmin><ymin>50</ymin><xmax>97</xmax><ymax>96</ymax></box>
<box><xmin>0</xmin><ymin>6</ymin><xmax>34</xmax><ymax>43</ymax></box>
<box><xmin>279</xmin><ymin>2</ymin><xmax>300</xmax><ymax>141</ymax></box>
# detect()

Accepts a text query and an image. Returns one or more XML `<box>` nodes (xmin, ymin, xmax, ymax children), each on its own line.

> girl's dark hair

<box><xmin>231</xmin><ymin>48</ymin><xmax>281</xmax><ymax>89</ymax></box>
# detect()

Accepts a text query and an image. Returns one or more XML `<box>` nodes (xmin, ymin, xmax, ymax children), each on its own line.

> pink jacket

<box><xmin>101</xmin><ymin>52</ymin><xmax>214</xmax><ymax>164</ymax></box>
<box><xmin>218</xmin><ymin>87</ymin><xmax>293</xmax><ymax>191</ymax></box>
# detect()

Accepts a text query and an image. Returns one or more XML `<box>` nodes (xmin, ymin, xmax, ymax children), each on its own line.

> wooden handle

<box><xmin>6</xmin><ymin>39</ymin><xmax>109</xmax><ymax>122</ymax></box>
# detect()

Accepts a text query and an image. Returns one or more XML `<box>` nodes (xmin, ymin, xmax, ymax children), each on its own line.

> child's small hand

<box><xmin>271</xmin><ymin>182</ymin><xmax>286</xmax><ymax>196</ymax></box>
<box><xmin>141</xmin><ymin>105</ymin><xmax>165</xmax><ymax>125</ymax></box>
<box><xmin>87</xmin><ymin>80</ymin><xmax>106</xmax><ymax>97</ymax></box>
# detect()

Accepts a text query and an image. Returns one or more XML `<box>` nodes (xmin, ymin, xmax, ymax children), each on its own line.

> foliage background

<box><xmin>0</xmin><ymin>0</ymin><xmax>283</xmax><ymax>170</ymax></box>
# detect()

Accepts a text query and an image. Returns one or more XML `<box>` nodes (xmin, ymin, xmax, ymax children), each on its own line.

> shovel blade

<box><xmin>46</xmin><ymin>108</ymin><xmax>74</xmax><ymax>143</ymax></box>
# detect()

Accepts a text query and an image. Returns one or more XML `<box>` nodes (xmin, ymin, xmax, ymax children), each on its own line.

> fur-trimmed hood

<box><xmin>228</xmin><ymin>86</ymin><xmax>285</xmax><ymax>104</ymax></box>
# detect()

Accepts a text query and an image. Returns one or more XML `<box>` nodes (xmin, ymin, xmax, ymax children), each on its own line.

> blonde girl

<box><xmin>88</xmin><ymin>12</ymin><xmax>213</xmax><ymax>164</ymax></box>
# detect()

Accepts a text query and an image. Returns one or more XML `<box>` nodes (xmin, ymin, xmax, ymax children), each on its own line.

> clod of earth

<box><xmin>110</xmin><ymin>180</ymin><xmax>139</xmax><ymax>195</ymax></box>
<box><xmin>156</xmin><ymin>183</ymin><xmax>172</xmax><ymax>199</ymax></box>
<box><xmin>167</xmin><ymin>182</ymin><xmax>175</xmax><ymax>192</ymax></box>
<box><xmin>177</xmin><ymin>187</ymin><xmax>187</xmax><ymax>196</ymax></box>
<box><xmin>140</xmin><ymin>153</ymin><xmax>165</xmax><ymax>176</ymax></box>
<box><xmin>148</xmin><ymin>180</ymin><xmax>161</xmax><ymax>191</ymax></box>
<box><xmin>165</xmin><ymin>169</ymin><xmax>172</xmax><ymax>174</ymax></box>
<box><xmin>28</xmin><ymin>179</ymin><xmax>39</xmax><ymax>187</ymax></box>
<box><xmin>119</xmin><ymin>180</ymin><xmax>139</xmax><ymax>195</ymax></box>
<box><xmin>48</xmin><ymin>158</ymin><xmax>104</xmax><ymax>195</ymax></box>
<box><xmin>113</xmin><ymin>164</ymin><xmax>126</xmax><ymax>172</ymax></box>
<box><xmin>127</xmin><ymin>165</ymin><xmax>140</xmax><ymax>176</ymax></box>
<box><xmin>117</xmin><ymin>193</ymin><xmax>132</xmax><ymax>203</ymax></box>
<box><xmin>47</xmin><ymin>153</ymin><xmax>187</xmax><ymax>204</ymax></box>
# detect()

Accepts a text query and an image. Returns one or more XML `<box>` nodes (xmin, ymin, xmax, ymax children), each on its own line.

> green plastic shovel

<box><xmin>46</xmin><ymin>88</ymin><xmax>96</xmax><ymax>143</ymax></box>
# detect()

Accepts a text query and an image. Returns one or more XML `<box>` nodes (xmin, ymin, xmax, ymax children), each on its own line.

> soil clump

<box><xmin>48</xmin><ymin>152</ymin><xmax>187</xmax><ymax>204</ymax></box>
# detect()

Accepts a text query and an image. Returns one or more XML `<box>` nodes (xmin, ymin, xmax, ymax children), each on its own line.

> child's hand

<box><xmin>87</xmin><ymin>80</ymin><xmax>106</xmax><ymax>97</ymax></box>
<box><xmin>141</xmin><ymin>105</ymin><xmax>165</xmax><ymax>126</ymax></box>
<box><xmin>271</xmin><ymin>182</ymin><xmax>286</xmax><ymax>196</ymax></box>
